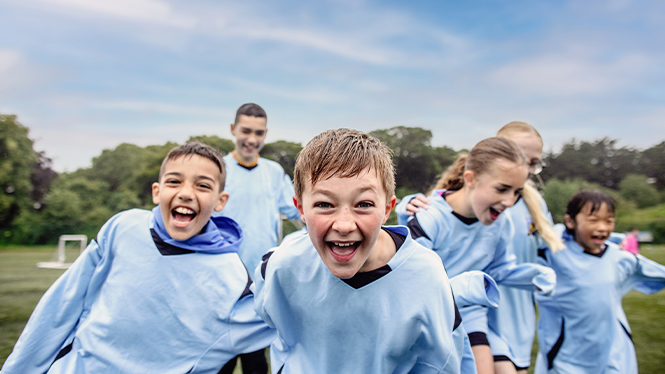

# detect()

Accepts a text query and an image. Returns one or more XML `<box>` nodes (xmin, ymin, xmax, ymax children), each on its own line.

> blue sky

<box><xmin>1</xmin><ymin>0</ymin><xmax>664</xmax><ymax>171</ymax></box>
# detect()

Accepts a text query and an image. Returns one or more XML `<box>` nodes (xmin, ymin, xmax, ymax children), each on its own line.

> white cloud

<box><xmin>33</xmin><ymin>0</ymin><xmax>196</xmax><ymax>28</ymax></box>
<box><xmin>488</xmin><ymin>53</ymin><xmax>652</xmax><ymax>96</ymax></box>
<box><xmin>0</xmin><ymin>49</ymin><xmax>59</xmax><ymax>96</ymax></box>
<box><xmin>91</xmin><ymin>101</ymin><xmax>232</xmax><ymax>118</ymax></box>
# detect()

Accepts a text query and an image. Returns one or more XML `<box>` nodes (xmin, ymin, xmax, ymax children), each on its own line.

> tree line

<box><xmin>2</xmin><ymin>113</ymin><xmax>664</xmax><ymax>245</ymax></box>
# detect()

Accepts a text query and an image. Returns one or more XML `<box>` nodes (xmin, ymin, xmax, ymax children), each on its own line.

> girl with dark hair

<box><xmin>535</xmin><ymin>190</ymin><xmax>665</xmax><ymax>373</ymax></box>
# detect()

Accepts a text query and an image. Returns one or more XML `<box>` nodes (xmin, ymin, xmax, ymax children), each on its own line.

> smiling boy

<box><xmin>253</xmin><ymin>129</ymin><xmax>469</xmax><ymax>373</ymax></box>
<box><xmin>1</xmin><ymin>143</ymin><xmax>275</xmax><ymax>374</ymax></box>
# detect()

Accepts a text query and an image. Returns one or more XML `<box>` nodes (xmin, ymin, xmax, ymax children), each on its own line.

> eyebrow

<box><xmin>164</xmin><ymin>172</ymin><xmax>216</xmax><ymax>183</ymax></box>
<box><xmin>311</xmin><ymin>185</ymin><xmax>377</xmax><ymax>197</ymax></box>
<box><xmin>239</xmin><ymin>126</ymin><xmax>266</xmax><ymax>133</ymax></box>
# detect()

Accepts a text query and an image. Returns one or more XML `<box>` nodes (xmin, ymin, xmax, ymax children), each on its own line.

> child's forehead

<box><xmin>307</xmin><ymin>168</ymin><xmax>383</xmax><ymax>192</ymax></box>
<box><xmin>236</xmin><ymin>114</ymin><xmax>267</xmax><ymax>128</ymax></box>
<box><xmin>162</xmin><ymin>155</ymin><xmax>221</xmax><ymax>178</ymax></box>
<box><xmin>580</xmin><ymin>201</ymin><xmax>614</xmax><ymax>217</ymax></box>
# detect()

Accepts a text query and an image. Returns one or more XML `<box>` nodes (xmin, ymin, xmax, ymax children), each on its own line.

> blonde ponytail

<box><xmin>521</xmin><ymin>179</ymin><xmax>564</xmax><ymax>252</ymax></box>
<box><xmin>496</xmin><ymin>121</ymin><xmax>563</xmax><ymax>252</ymax></box>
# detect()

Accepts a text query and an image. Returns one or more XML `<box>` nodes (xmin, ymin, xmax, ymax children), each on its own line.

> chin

<box><xmin>326</xmin><ymin>263</ymin><xmax>359</xmax><ymax>279</ymax></box>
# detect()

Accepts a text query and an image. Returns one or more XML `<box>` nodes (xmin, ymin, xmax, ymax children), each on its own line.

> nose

<box><xmin>177</xmin><ymin>183</ymin><xmax>194</xmax><ymax>201</ymax></box>
<box><xmin>331</xmin><ymin>208</ymin><xmax>357</xmax><ymax>235</ymax></box>
<box><xmin>597</xmin><ymin>221</ymin><xmax>611</xmax><ymax>233</ymax></box>
<box><xmin>246</xmin><ymin>132</ymin><xmax>258</xmax><ymax>145</ymax></box>
<box><xmin>502</xmin><ymin>193</ymin><xmax>518</xmax><ymax>208</ymax></box>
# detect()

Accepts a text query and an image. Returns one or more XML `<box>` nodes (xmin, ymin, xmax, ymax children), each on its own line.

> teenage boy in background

<box><xmin>217</xmin><ymin>103</ymin><xmax>300</xmax><ymax>374</ymax></box>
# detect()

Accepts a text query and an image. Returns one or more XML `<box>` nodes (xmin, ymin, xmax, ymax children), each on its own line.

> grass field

<box><xmin>2</xmin><ymin>244</ymin><xmax>665</xmax><ymax>372</ymax></box>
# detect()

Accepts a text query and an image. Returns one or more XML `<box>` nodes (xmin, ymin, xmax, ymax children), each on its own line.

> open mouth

<box><xmin>327</xmin><ymin>241</ymin><xmax>361</xmax><ymax>262</ymax></box>
<box><xmin>172</xmin><ymin>206</ymin><xmax>197</xmax><ymax>227</ymax></box>
<box><xmin>591</xmin><ymin>235</ymin><xmax>607</xmax><ymax>245</ymax></box>
<box><xmin>489</xmin><ymin>207</ymin><xmax>502</xmax><ymax>221</ymax></box>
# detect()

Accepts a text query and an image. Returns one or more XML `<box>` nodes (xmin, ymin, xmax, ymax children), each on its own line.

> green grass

<box><xmin>3</xmin><ymin>245</ymin><xmax>665</xmax><ymax>372</ymax></box>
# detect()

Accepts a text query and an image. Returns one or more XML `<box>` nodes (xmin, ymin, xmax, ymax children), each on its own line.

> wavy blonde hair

<box><xmin>497</xmin><ymin>121</ymin><xmax>564</xmax><ymax>252</ymax></box>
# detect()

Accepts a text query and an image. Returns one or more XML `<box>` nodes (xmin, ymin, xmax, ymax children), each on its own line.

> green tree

<box><xmin>0</xmin><ymin>114</ymin><xmax>39</xmax><ymax>237</ymax></box>
<box><xmin>619</xmin><ymin>174</ymin><xmax>660</xmax><ymax>209</ymax></box>
<box><xmin>542</xmin><ymin>138</ymin><xmax>639</xmax><ymax>189</ymax></box>
<box><xmin>261</xmin><ymin>140</ymin><xmax>303</xmax><ymax>178</ymax></box>
<box><xmin>639</xmin><ymin>141</ymin><xmax>665</xmax><ymax>190</ymax></box>
<box><xmin>187</xmin><ymin>135</ymin><xmax>235</xmax><ymax>155</ymax></box>
<box><xmin>370</xmin><ymin>126</ymin><xmax>441</xmax><ymax>195</ymax></box>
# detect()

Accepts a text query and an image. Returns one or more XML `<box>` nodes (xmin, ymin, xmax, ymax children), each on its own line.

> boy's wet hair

<box><xmin>294</xmin><ymin>128</ymin><xmax>395</xmax><ymax>200</ymax></box>
<box><xmin>565</xmin><ymin>190</ymin><xmax>616</xmax><ymax>234</ymax></box>
<box><xmin>159</xmin><ymin>142</ymin><xmax>227</xmax><ymax>191</ymax></box>
<box><xmin>235</xmin><ymin>103</ymin><xmax>267</xmax><ymax>124</ymax></box>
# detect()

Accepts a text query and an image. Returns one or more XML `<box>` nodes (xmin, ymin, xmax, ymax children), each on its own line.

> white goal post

<box><xmin>36</xmin><ymin>235</ymin><xmax>88</xmax><ymax>269</ymax></box>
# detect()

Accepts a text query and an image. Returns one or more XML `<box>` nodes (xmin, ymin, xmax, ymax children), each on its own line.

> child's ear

<box><xmin>463</xmin><ymin>170</ymin><xmax>475</xmax><ymax>189</ymax></box>
<box><xmin>382</xmin><ymin>195</ymin><xmax>397</xmax><ymax>224</ymax></box>
<box><xmin>214</xmin><ymin>191</ymin><xmax>230</xmax><ymax>212</ymax></box>
<box><xmin>563</xmin><ymin>214</ymin><xmax>575</xmax><ymax>231</ymax></box>
<box><xmin>151</xmin><ymin>182</ymin><xmax>160</xmax><ymax>205</ymax></box>
<box><xmin>293</xmin><ymin>194</ymin><xmax>306</xmax><ymax>223</ymax></box>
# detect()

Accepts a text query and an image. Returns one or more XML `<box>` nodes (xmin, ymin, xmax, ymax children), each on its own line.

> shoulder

<box><xmin>261</xmin><ymin>230</ymin><xmax>316</xmax><ymax>276</ymax></box>
<box><xmin>101</xmin><ymin>209</ymin><xmax>151</xmax><ymax>231</ymax></box>
<box><xmin>415</xmin><ymin>191</ymin><xmax>451</xmax><ymax>222</ymax></box>
<box><xmin>387</xmin><ymin>227</ymin><xmax>447</xmax><ymax>273</ymax></box>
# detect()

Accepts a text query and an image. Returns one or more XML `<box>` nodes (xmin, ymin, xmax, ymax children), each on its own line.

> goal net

<box><xmin>36</xmin><ymin>235</ymin><xmax>88</xmax><ymax>269</ymax></box>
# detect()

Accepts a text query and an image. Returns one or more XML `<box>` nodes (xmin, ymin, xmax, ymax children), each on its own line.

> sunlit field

<box><xmin>2</xmin><ymin>244</ymin><xmax>665</xmax><ymax>373</ymax></box>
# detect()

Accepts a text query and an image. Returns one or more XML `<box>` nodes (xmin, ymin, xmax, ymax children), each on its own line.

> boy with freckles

<box><xmin>1</xmin><ymin>143</ymin><xmax>275</xmax><ymax>374</ymax></box>
<box><xmin>253</xmin><ymin>129</ymin><xmax>472</xmax><ymax>374</ymax></box>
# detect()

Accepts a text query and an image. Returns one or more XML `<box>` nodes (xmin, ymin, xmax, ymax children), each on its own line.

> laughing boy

<box><xmin>253</xmin><ymin>129</ymin><xmax>471</xmax><ymax>373</ymax></box>
<box><xmin>2</xmin><ymin>143</ymin><xmax>275</xmax><ymax>374</ymax></box>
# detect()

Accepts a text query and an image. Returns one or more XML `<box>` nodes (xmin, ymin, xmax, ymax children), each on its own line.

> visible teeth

<box><xmin>175</xmin><ymin>207</ymin><xmax>195</xmax><ymax>215</ymax></box>
<box><xmin>333</xmin><ymin>242</ymin><xmax>355</xmax><ymax>247</ymax></box>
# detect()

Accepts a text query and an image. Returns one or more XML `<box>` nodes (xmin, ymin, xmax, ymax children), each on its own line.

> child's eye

<box><xmin>165</xmin><ymin>179</ymin><xmax>180</xmax><ymax>185</ymax></box>
<box><xmin>198</xmin><ymin>183</ymin><xmax>212</xmax><ymax>190</ymax></box>
<box><xmin>357</xmin><ymin>201</ymin><xmax>374</xmax><ymax>208</ymax></box>
<box><xmin>314</xmin><ymin>202</ymin><xmax>332</xmax><ymax>209</ymax></box>
<box><xmin>496</xmin><ymin>187</ymin><xmax>507</xmax><ymax>193</ymax></box>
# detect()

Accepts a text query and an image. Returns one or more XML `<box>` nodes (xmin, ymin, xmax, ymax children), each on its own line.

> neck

<box><xmin>232</xmin><ymin>150</ymin><xmax>258</xmax><ymax>167</ymax></box>
<box><xmin>445</xmin><ymin>188</ymin><xmax>476</xmax><ymax>219</ymax></box>
<box><xmin>359</xmin><ymin>229</ymin><xmax>395</xmax><ymax>273</ymax></box>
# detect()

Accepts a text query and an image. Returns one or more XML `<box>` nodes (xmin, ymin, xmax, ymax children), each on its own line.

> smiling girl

<box><xmin>535</xmin><ymin>190</ymin><xmax>665</xmax><ymax>374</ymax></box>
<box><xmin>396</xmin><ymin>137</ymin><xmax>556</xmax><ymax>374</ymax></box>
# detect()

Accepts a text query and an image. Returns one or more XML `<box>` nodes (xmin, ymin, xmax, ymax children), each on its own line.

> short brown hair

<box><xmin>433</xmin><ymin>137</ymin><xmax>526</xmax><ymax>191</ymax></box>
<box><xmin>235</xmin><ymin>103</ymin><xmax>267</xmax><ymax>124</ymax></box>
<box><xmin>294</xmin><ymin>129</ymin><xmax>395</xmax><ymax>200</ymax></box>
<box><xmin>159</xmin><ymin>142</ymin><xmax>227</xmax><ymax>191</ymax></box>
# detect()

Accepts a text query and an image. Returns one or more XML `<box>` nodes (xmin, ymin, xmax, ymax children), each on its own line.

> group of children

<box><xmin>2</xmin><ymin>105</ymin><xmax>664</xmax><ymax>374</ymax></box>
